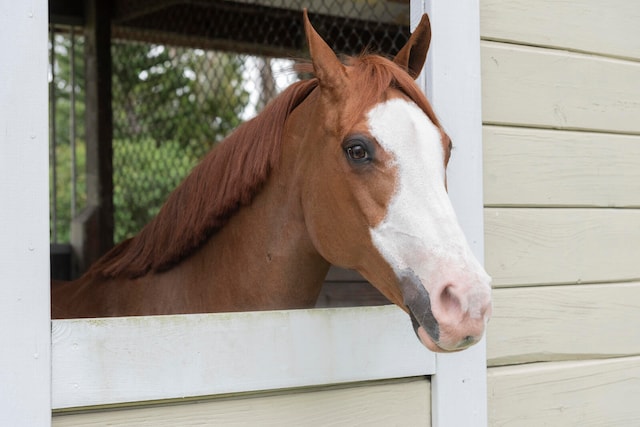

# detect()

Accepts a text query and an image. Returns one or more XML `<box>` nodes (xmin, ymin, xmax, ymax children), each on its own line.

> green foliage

<box><xmin>110</xmin><ymin>42</ymin><xmax>250</xmax><ymax>240</ymax></box>
<box><xmin>50</xmin><ymin>142</ymin><xmax>86</xmax><ymax>243</ymax></box>
<box><xmin>50</xmin><ymin>32</ymin><xmax>250</xmax><ymax>243</ymax></box>
<box><xmin>111</xmin><ymin>43</ymin><xmax>249</xmax><ymax>158</ymax></box>
<box><xmin>50</xmin><ymin>31</ymin><xmax>86</xmax><ymax>243</ymax></box>
<box><xmin>113</xmin><ymin>138</ymin><xmax>195</xmax><ymax>242</ymax></box>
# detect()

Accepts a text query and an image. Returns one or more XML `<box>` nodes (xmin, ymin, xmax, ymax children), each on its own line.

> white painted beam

<box><xmin>53</xmin><ymin>306</ymin><xmax>434</xmax><ymax>409</ymax></box>
<box><xmin>0</xmin><ymin>1</ymin><xmax>51</xmax><ymax>425</ymax></box>
<box><xmin>411</xmin><ymin>1</ymin><xmax>488</xmax><ymax>425</ymax></box>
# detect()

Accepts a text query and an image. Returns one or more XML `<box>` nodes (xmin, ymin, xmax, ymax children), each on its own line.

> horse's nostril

<box><xmin>439</xmin><ymin>284</ymin><xmax>462</xmax><ymax>313</ymax></box>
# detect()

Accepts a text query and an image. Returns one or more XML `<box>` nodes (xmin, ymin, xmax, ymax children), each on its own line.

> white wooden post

<box><xmin>0</xmin><ymin>1</ymin><xmax>52</xmax><ymax>426</ymax></box>
<box><xmin>411</xmin><ymin>1</ymin><xmax>488</xmax><ymax>425</ymax></box>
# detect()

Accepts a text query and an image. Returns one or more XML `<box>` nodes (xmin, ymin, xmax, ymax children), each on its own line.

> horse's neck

<box><xmin>168</xmin><ymin>169</ymin><xmax>330</xmax><ymax>312</ymax></box>
<box><xmin>53</xmin><ymin>92</ymin><xmax>330</xmax><ymax>318</ymax></box>
<box><xmin>135</xmin><ymin>98</ymin><xmax>329</xmax><ymax>314</ymax></box>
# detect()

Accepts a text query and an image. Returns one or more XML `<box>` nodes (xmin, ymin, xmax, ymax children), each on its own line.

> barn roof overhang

<box><xmin>49</xmin><ymin>0</ymin><xmax>410</xmax><ymax>57</ymax></box>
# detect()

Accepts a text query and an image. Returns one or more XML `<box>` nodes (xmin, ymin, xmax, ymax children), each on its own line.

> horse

<box><xmin>52</xmin><ymin>11</ymin><xmax>492</xmax><ymax>353</ymax></box>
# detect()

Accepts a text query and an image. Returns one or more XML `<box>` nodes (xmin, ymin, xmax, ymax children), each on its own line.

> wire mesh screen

<box><xmin>110</xmin><ymin>0</ymin><xmax>410</xmax><ymax>242</ymax></box>
<box><xmin>111</xmin><ymin>44</ymin><xmax>255</xmax><ymax>241</ymax></box>
<box><xmin>49</xmin><ymin>27</ymin><xmax>86</xmax><ymax>244</ymax></box>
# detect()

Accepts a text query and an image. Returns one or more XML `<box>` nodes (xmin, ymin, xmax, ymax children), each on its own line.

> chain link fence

<box><xmin>50</xmin><ymin>1</ymin><xmax>410</xmax><ymax>279</ymax></box>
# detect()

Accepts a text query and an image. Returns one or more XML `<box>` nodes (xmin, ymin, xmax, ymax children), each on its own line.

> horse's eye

<box><xmin>346</xmin><ymin>144</ymin><xmax>368</xmax><ymax>162</ymax></box>
<box><xmin>343</xmin><ymin>136</ymin><xmax>374</xmax><ymax>164</ymax></box>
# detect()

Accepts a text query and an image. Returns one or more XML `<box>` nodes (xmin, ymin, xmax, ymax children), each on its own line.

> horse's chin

<box><xmin>416</xmin><ymin>326</ymin><xmax>444</xmax><ymax>352</ymax></box>
<box><xmin>415</xmin><ymin>326</ymin><xmax>465</xmax><ymax>353</ymax></box>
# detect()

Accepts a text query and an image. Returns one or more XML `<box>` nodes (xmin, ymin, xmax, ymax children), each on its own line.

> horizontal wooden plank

<box><xmin>52</xmin><ymin>306</ymin><xmax>434</xmax><ymax>410</ymax></box>
<box><xmin>488</xmin><ymin>356</ymin><xmax>640</xmax><ymax>426</ymax></box>
<box><xmin>483</xmin><ymin>126</ymin><xmax>640</xmax><ymax>207</ymax></box>
<box><xmin>487</xmin><ymin>283</ymin><xmax>640</xmax><ymax>366</ymax></box>
<box><xmin>485</xmin><ymin>208</ymin><xmax>640</xmax><ymax>287</ymax></box>
<box><xmin>53</xmin><ymin>377</ymin><xmax>429</xmax><ymax>426</ymax></box>
<box><xmin>481</xmin><ymin>42</ymin><xmax>640</xmax><ymax>133</ymax></box>
<box><xmin>480</xmin><ymin>0</ymin><xmax>640</xmax><ymax>60</ymax></box>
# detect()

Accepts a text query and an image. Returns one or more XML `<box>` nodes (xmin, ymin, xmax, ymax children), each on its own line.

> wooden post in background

<box><xmin>71</xmin><ymin>0</ymin><xmax>114</xmax><ymax>274</ymax></box>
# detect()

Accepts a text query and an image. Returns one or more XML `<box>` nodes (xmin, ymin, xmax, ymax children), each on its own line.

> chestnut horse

<box><xmin>52</xmin><ymin>12</ymin><xmax>492</xmax><ymax>352</ymax></box>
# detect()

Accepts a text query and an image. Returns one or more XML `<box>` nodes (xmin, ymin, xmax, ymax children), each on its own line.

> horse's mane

<box><xmin>89</xmin><ymin>53</ymin><xmax>441</xmax><ymax>280</ymax></box>
<box><xmin>89</xmin><ymin>78</ymin><xmax>319</xmax><ymax>279</ymax></box>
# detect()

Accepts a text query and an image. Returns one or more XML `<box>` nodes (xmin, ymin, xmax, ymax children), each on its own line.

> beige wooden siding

<box><xmin>485</xmin><ymin>208</ymin><xmax>640</xmax><ymax>287</ymax></box>
<box><xmin>53</xmin><ymin>378</ymin><xmax>430</xmax><ymax>427</ymax></box>
<box><xmin>480</xmin><ymin>0</ymin><xmax>640</xmax><ymax>424</ymax></box>
<box><xmin>482</xmin><ymin>42</ymin><xmax>640</xmax><ymax>133</ymax></box>
<box><xmin>484</xmin><ymin>126</ymin><xmax>640</xmax><ymax>208</ymax></box>
<box><xmin>487</xmin><ymin>283</ymin><xmax>640</xmax><ymax>366</ymax></box>
<box><xmin>488</xmin><ymin>356</ymin><xmax>640</xmax><ymax>426</ymax></box>
<box><xmin>480</xmin><ymin>0</ymin><xmax>640</xmax><ymax>60</ymax></box>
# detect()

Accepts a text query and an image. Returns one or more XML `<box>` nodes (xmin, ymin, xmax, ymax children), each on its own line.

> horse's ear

<box><xmin>303</xmin><ymin>9</ymin><xmax>346</xmax><ymax>89</ymax></box>
<box><xmin>394</xmin><ymin>14</ymin><xmax>432</xmax><ymax>79</ymax></box>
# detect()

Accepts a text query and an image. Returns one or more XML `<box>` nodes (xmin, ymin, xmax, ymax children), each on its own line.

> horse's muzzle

<box><xmin>400</xmin><ymin>269</ymin><xmax>439</xmax><ymax>339</ymax></box>
<box><xmin>399</xmin><ymin>268</ymin><xmax>488</xmax><ymax>352</ymax></box>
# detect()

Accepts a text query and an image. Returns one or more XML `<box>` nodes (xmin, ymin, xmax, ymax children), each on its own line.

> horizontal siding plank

<box><xmin>488</xmin><ymin>356</ymin><xmax>640</xmax><ymax>426</ymax></box>
<box><xmin>487</xmin><ymin>283</ymin><xmax>640</xmax><ymax>366</ymax></box>
<box><xmin>481</xmin><ymin>42</ymin><xmax>640</xmax><ymax>133</ymax></box>
<box><xmin>52</xmin><ymin>306</ymin><xmax>433</xmax><ymax>409</ymax></box>
<box><xmin>53</xmin><ymin>378</ymin><xmax>430</xmax><ymax>426</ymax></box>
<box><xmin>483</xmin><ymin>126</ymin><xmax>640</xmax><ymax>207</ymax></box>
<box><xmin>480</xmin><ymin>0</ymin><xmax>640</xmax><ymax>60</ymax></box>
<box><xmin>485</xmin><ymin>208</ymin><xmax>640</xmax><ymax>287</ymax></box>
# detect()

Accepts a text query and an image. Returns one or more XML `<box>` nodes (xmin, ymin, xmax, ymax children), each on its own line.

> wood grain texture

<box><xmin>487</xmin><ymin>283</ymin><xmax>640</xmax><ymax>366</ymax></box>
<box><xmin>484</xmin><ymin>126</ymin><xmax>640</xmax><ymax>208</ymax></box>
<box><xmin>481</xmin><ymin>42</ymin><xmax>640</xmax><ymax>133</ymax></box>
<box><xmin>488</xmin><ymin>356</ymin><xmax>640</xmax><ymax>426</ymax></box>
<box><xmin>485</xmin><ymin>208</ymin><xmax>640</xmax><ymax>287</ymax></box>
<box><xmin>53</xmin><ymin>378</ymin><xmax>430</xmax><ymax>427</ymax></box>
<box><xmin>480</xmin><ymin>0</ymin><xmax>640</xmax><ymax>60</ymax></box>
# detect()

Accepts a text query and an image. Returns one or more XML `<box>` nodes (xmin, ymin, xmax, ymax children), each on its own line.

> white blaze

<box><xmin>368</xmin><ymin>98</ymin><xmax>488</xmax><ymax>318</ymax></box>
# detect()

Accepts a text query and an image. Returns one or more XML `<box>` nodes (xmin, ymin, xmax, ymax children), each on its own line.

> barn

<box><xmin>1</xmin><ymin>0</ymin><xmax>639</xmax><ymax>425</ymax></box>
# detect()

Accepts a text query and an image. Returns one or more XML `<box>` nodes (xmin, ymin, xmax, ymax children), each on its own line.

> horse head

<box><xmin>298</xmin><ymin>11</ymin><xmax>492</xmax><ymax>352</ymax></box>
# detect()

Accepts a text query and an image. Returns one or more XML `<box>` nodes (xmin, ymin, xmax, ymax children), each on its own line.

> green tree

<box><xmin>49</xmin><ymin>30</ymin><xmax>87</xmax><ymax>243</ymax></box>
<box><xmin>50</xmin><ymin>32</ymin><xmax>250</xmax><ymax>243</ymax></box>
<box><xmin>111</xmin><ymin>42</ymin><xmax>250</xmax><ymax>239</ymax></box>
<box><xmin>112</xmin><ymin>138</ymin><xmax>194</xmax><ymax>243</ymax></box>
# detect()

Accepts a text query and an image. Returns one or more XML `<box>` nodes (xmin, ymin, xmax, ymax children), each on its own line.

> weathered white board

<box><xmin>487</xmin><ymin>282</ymin><xmax>640</xmax><ymax>366</ymax></box>
<box><xmin>488</xmin><ymin>356</ymin><xmax>640</xmax><ymax>426</ymax></box>
<box><xmin>419</xmin><ymin>0</ymin><xmax>489</xmax><ymax>425</ymax></box>
<box><xmin>0</xmin><ymin>2</ymin><xmax>51</xmax><ymax>426</ymax></box>
<box><xmin>484</xmin><ymin>126</ymin><xmax>640</xmax><ymax>208</ymax></box>
<box><xmin>485</xmin><ymin>208</ymin><xmax>640</xmax><ymax>287</ymax></box>
<box><xmin>481</xmin><ymin>41</ymin><xmax>640</xmax><ymax>134</ymax></box>
<box><xmin>52</xmin><ymin>306</ymin><xmax>434</xmax><ymax>409</ymax></box>
<box><xmin>480</xmin><ymin>0</ymin><xmax>640</xmax><ymax>60</ymax></box>
<box><xmin>53</xmin><ymin>378</ymin><xmax>430</xmax><ymax>427</ymax></box>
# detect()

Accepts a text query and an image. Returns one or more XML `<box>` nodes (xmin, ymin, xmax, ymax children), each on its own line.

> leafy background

<box><xmin>49</xmin><ymin>33</ymin><xmax>261</xmax><ymax>243</ymax></box>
